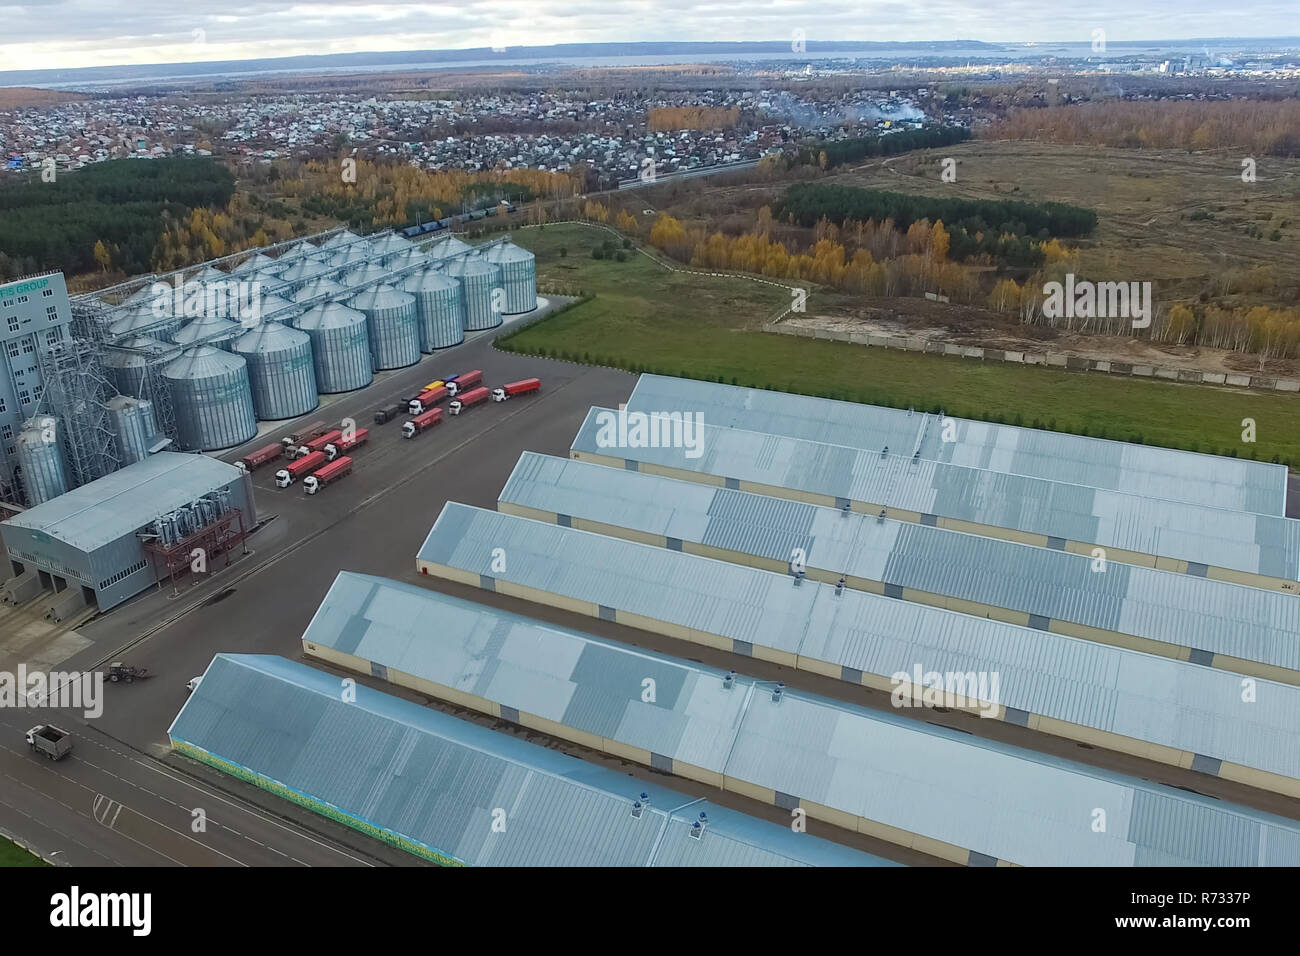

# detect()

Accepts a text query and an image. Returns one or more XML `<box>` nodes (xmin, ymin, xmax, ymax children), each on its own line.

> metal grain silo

<box><xmin>276</xmin><ymin>242</ymin><xmax>312</xmax><ymax>264</ymax></box>
<box><xmin>161</xmin><ymin>346</ymin><xmax>258</xmax><ymax>451</ymax></box>
<box><xmin>348</xmin><ymin>284</ymin><xmax>420</xmax><ymax>370</ymax></box>
<box><xmin>106</xmin><ymin>395</ymin><xmax>164</xmax><ymax>466</ymax></box>
<box><xmin>321</xmin><ymin>230</ymin><xmax>362</xmax><ymax>251</ymax></box>
<box><xmin>370</xmin><ymin>233</ymin><xmax>412</xmax><ymax>263</ymax></box>
<box><xmin>253</xmin><ymin>272</ymin><xmax>293</xmax><ymax>297</ymax></box>
<box><xmin>400</xmin><ymin>269</ymin><xmax>465</xmax><ymax>351</ymax></box>
<box><xmin>329</xmin><ymin>245</ymin><xmax>371</xmax><ymax>271</ymax></box>
<box><xmin>293</xmin><ymin>302</ymin><xmax>372</xmax><ymax>393</ymax></box>
<box><xmin>231</xmin><ymin>321</ymin><xmax>319</xmax><ymax>420</ymax></box>
<box><xmin>292</xmin><ymin>277</ymin><xmax>345</xmax><ymax>304</ymax></box>
<box><xmin>108</xmin><ymin>303</ymin><xmax>183</xmax><ymax>342</ymax></box>
<box><xmin>15</xmin><ymin>417</ymin><xmax>70</xmax><ymax>506</ymax></box>
<box><xmin>252</xmin><ymin>293</ymin><xmax>299</xmax><ymax>323</ymax></box>
<box><xmin>171</xmin><ymin>313</ymin><xmax>242</xmax><ymax>350</ymax></box>
<box><xmin>442</xmin><ymin>256</ymin><xmax>503</xmax><ymax>330</ymax></box>
<box><xmin>101</xmin><ymin>337</ymin><xmax>181</xmax><ymax>397</ymax></box>
<box><xmin>427</xmin><ymin>235</ymin><xmax>473</xmax><ymax>262</ymax></box>
<box><xmin>279</xmin><ymin>258</ymin><xmax>331</xmax><ymax>284</ymax></box>
<box><xmin>484</xmin><ymin>241</ymin><xmax>537</xmax><ymax>314</ymax></box>
<box><xmin>191</xmin><ymin>265</ymin><xmax>229</xmax><ymax>284</ymax></box>
<box><xmin>341</xmin><ymin>263</ymin><xmax>389</xmax><ymax>290</ymax></box>
<box><xmin>232</xmin><ymin>253</ymin><xmax>283</xmax><ymax>276</ymax></box>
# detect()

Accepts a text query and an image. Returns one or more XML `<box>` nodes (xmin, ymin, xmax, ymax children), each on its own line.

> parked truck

<box><xmin>324</xmin><ymin>429</ymin><xmax>369</xmax><ymax>460</ymax></box>
<box><xmin>422</xmin><ymin>379</ymin><xmax>445</xmax><ymax>392</ymax></box>
<box><xmin>402</xmin><ymin>407</ymin><xmax>444</xmax><ymax>438</ymax></box>
<box><xmin>303</xmin><ymin>456</ymin><xmax>353</xmax><ymax>495</ymax></box>
<box><xmin>275</xmin><ymin>450</ymin><xmax>328</xmax><ymax>488</ymax></box>
<box><xmin>492</xmin><ymin>378</ymin><xmax>541</xmax><ymax>402</ymax></box>
<box><xmin>281</xmin><ymin>420</ymin><xmax>327</xmax><ymax>450</ymax></box>
<box><xmin>446</xmin><ymin>370</ymin><xmax>482</xmax><ymax>396</ymax></box>
<box><xmin>408</xmin><ymin>386</ymin><xmax>449</xmax><ymax>416</ymax></box>
<box><xmin>238</xmin><ymin>443</ymin><xmax>284</xmax><ymax>472</ymax></box>
<box><xmin>297</xmin><ymin>429</ymin><xmax>343</xmax><ymax>458</ymax></box>
<box><xmin>26</xmin><ymin>724</ymin><xmax>72</xmax><ymax>761</ymax></box>
<box><xmin>448</xmin><ymin>386</ymin><xmax>490</xmax><ymax>415</ymax></box>
<box><xmin>374</xmin><ymin>403</ymin><xmax>405</xmax><ymax>425</ymax></box>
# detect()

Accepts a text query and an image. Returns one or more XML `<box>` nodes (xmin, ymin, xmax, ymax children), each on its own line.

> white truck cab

<box><xmin>491</xmin><ymin>387</ymin><xmax>507</xmax><ymax>402</ymax></box>
<box><xmin>303</xmin><ymin>476</ymin><xmax>321</xmax><ymax>495</ymax></box>
<box><xmin>274</xmin><ymin>469</ymin><xmax>293</xmax><ymax>488</ymax></box>
<box><xmin>448</xmin><ymin>400</ymin><xmax>464</xmax><ymax>415</ymax></box>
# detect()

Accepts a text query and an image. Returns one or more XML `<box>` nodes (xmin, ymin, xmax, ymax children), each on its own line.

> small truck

<box><xmin>107</xmin><ymin>662</ymin><xmax>151</xmax><ymax>683</ymax></box>
<box><xmin>26</xmin><ymin>724</ymin><xmax>73</xmax><ymax>761</ymax></box>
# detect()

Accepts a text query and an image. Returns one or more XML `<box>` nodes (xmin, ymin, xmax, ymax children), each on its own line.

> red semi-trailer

<box><xmin>304</xmin><ymin>456</ymin><xmax>353</xmax><ymax>495</ymax></box>
<box><xmin>402</xmin><ymin>407</ymin><xmax>444</xmax><ymax>438</ymax></box>
<box><xmin>298</xmin><ymin>429</ymin><xmax>343</xmax><ymax>458</ymax></box>
<box><xmin>491</xmin><ymin>378</ymin><xmax>541</xmax><ymax>402</ymax></box>
<box><xmin>324</xmin><ymin>428</ymin><xmax>369</xmax><ymax>460</ymax></box>
<box><xmin>448</xmin><ymin>386</ymin><xmax>490</xmax><ymax>415</ymax></box>
<box><xmin>446</xmin><ymin>370</ymin><xmax>482</xmax><ymax>396</ymax></box>
<box><xmin>239</xmin><ymin>443</ymin><xmax>283</xmax><ymax>471</ymax></box>
<box><xmin>275</xmin><ymin>451</ymin><xmax>327</xmax><ymax>487</ymax></box>
<box><xmin>407</xmin><ymin>386</ymin><xmax>449</xmax><ymax>416</ymax></box>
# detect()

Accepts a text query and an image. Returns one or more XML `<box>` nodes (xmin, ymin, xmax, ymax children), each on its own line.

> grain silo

<box><xmin>292</xmin><ymin>277</ymin><xmax>345</xmax><ymax>304</ymax></box>
<box><xmin>232</xmin><ymin>253</ymin><xmax>284</xmax><ymax>276</ymax></box>
<box><xmin>391</xmin><ymin>247</ymin><xmax>431</xmax><ymax>271</ymax></box>
<box><xmin>276</xmin><ymin>242</ymin><xmax>312</xmax><ymax>264</ymax></box>
<box><xmin>279</xmin><ymin>258</ymin><xmax>332</xmax><ymax>285</ymax></box>
<box><xmin>400</xmin><ymin>270</ymin><xmax>466</xmax><ymax>351</ymax></box>
<box><xmin>370</xmin><ymin>233</ymin><xmax>412</xmax><ymax>262</ymax></box>
<box><xmin>329</xmin><ymin>245</ymin><xmax>371</xmax><ymax>271</ymax></box>
<box><xmin>190</xmin><ymin>265</ymin><xmax>229</xmax><ymax>284</ymax></box>
<box><xmin>14</xmin><ymin>417</ymin><xmax>70</xmax><ymax>506</ymax></box>
<box><xmin>441</xmin><ymin>256</ymin><xmax>503</xmax><ymax>330</ymax></box>
<box><xmin>341</xmin><ymin>263</ymin><xmax>389</xmax><ymax>290</ymax></box>
<box><xmin>161</xmin><ymin>346</ymin><xmax>258</xmax><ymax>451</ymax></box>
<box><xmin>252</xmin><ymin>293</ymin><xmax>299</xmax><ymax>324</ymax></box>
<box><xmin>253</xmin><ymin>272</ymin><xmax>294</xmax><ymax>298</ymax></box>
<box><xmin>321</xmin><ymin>230</ymin><xmax>362</xmax><ymax>251</ymax></box>
<box><xmin>348</xmin><ymin>284</ymin><xmax>420</xmax><ymax>370</ymax></box>
<box><xmin>171</xmin><ymin>314</ymin><xmax>243</xmax><ymax>350</ymax></box>
<box><xmin>231</xmin><ymin>321</ymin><xmax>319</xmax><ymax>420</ymax></box>
<box><xmin>101</xmin><ymin>337</ymin><xmax>181</xmax><ymax>398</ymax></box>
<box><xmin>427</xmin><ymin>235</ymin><xmax>473</xmax><ymax>262</ymax></box>
<box><xmin>106</xmin><ymin>395</ymin><xmax>165</xmax><ymax>466</ymax></box>
<box><xmin>483</xmin><ymin>242</ymin><xmax>537</xmax><ymax>314</ymax></box>
<box><xmin>293</xmin><ymin>302</ymin><xmax>372</xmax><ymax>393</ymax></box>
<box><xmin>109</xmin><ymin>303</ymin><xmax>182</xmax><ymax>342</ymax></box>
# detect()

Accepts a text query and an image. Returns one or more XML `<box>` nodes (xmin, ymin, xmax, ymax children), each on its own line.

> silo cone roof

<box><xmin>484</xmin><ymin>241</ymin><xmax>535</xmax><ymax>264</ymax></box>
<box><xmin>321</xmin><ymin>230</ymin><xmax>361</xmax><ymax>250</ymax></box>
<box><xmin>348</xmin><ymin>283</ymin><xmax>415</xmax><ymax>312</ymax></box>
<box><xmin>275</xmin><ymin>242</ymin><xmax>312</xmax><ymax>263</ymax></box>
<box><xmin>329</xmin><ymin>246</ymin><xmax>371</xmax><ymax>269</ymax></box>
<box><xmin>392</xmin><ymin>248</ymin><xmax>432</xmax><ymax>268</ymax></box>
<box><xmin>401</xmin><ymin>269</ymin><xmax>460</xmax><ymax>294</ymax></box>
<box><xmin>428</xmin><ymin>236</ymin><xmax>473</xmax><ymax>259</ymax></box>
<box><xmin>233</xmin><ymin>253</ymin><xmax>284</xmax><ymax>275</ymax></box>
<box><xmin>121</xmin><ymin>284</ymin><xmax>161</xmax><ymax>307</ymax></box>
<box><xmin>253</xmin><ymin>293</ymin><xmax>299</xmax><ymax>320</ymax></box>
<box><xmin>295</xmin><ymin>301</ymin><xmax>367</xmax><ymax>331</ymax></box>
<box><xmin>162</xmin><ymin>344</ymin><xmax>247</xmax><ymax>381</ymax></box>
<box><xmin>191</xmin><ymin>265</ymin><xmax>230</xmax><ymax>283</ymax></box>
<box><xmin>292</xmin><ymin>277</ymin><xmax>346</xmax><ymax>302</ymax></box>
<box><xmin>279</xmin><ymin>259</ymin><xmax>331</xmax><ymax>283</ymax></box>
<box><xmin>254</xmin><ymin>272</ymin><xmax>293</xmax><ymax>294</ymax></box>
<box><xmin>232</xmin><ymin>321</ymin><xmax>312</xmax><ymax>355</ymax></box>
<box><xmin>109</xmin><ymin>304</ymin><xmax>170</xmax><ymax>337</ymax></box>
<box><xmin>172</xmin><ymin>314</ymin><xmax>243</xmax><ymax>346</ymax></box>
<box><xmin>443</xmin><ymin>255</ymin><xmax>498</xmax><ymax>278</ymax></box>
<box><xmin>342</xmin><ymin>264</ymin><xmax>389</xmax><ymax>288</ymax></box>
<box><xmin>370</xmin><ymin>233</ymin><xmax>412</xmax><ymax>254</ymax></box>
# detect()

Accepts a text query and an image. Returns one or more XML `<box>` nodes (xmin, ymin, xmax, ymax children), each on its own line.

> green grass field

<box><xmin>0</xmin><ymin>838</ymin><xmax>47</xmax><ymax>867</ymax></box>
<box><xmin>507</xmin><ymin>223</ymin><xmax>1300</xmax><ymax>466</ymax></box>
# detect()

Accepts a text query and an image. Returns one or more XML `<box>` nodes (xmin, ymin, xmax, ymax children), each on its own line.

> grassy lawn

<box><xmin>507</xmin><ymin>222</ymin><xmax>1300</xmax><ymax>465</ymax></box>
<box><xmin>0</xmin><ymin>838</ymin><xmax>47</xmax><ymax>867</ymax></box>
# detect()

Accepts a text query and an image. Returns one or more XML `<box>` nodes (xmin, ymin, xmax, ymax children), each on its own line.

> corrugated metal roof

<box><xmin>303</xmin><ymin>577</ymin><xmax>1300</xmax><ymax>867</ymax></box>
<box><xmin>419</xmin><ymin>504</ymin><xmax>1300</xmax><ymax>783</ymax></box>
<box><xmin>500</xmin><ymin>453</ymin><xmax>1300</xmax><ymax>675</ymax></box>
<box><xmin>627</xmin><ymin>374</ymin><xmax>1288</xmax><ymax>515</ymax></box>
<box><xmin>571</xmin><ymin>408</ymin><xmax>1300</xmax><ymax>582</ymax></box>
<box><xmin>169</xmin><ymin>653</ymin><xmax>885</xmax><ymax>867</ymax></box>
<box><xmin>2</xmin><ymin>452</ymin><xmax>245</xmax><ymax>552</ymax></box>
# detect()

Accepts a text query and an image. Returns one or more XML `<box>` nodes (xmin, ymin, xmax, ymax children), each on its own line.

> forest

<box><xmin>794</xmin><ymin>126</ymin><xmax>971</xmax><ymax>169</ymax></box>
<box><xmin>774</xmin><ymin>184</ymin><xmax>1097</xmax><ymax>267</ymax></box>
<box><xmin>0</xmin><ymin>157</ymin><xmax>235</xmax><ymax>279</ymax></box>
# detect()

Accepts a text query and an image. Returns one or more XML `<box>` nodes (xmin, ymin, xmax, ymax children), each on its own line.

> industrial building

<box><xmin>306</xmin><ymin>572</ymin><xmax>1300</xmax><ymax>867</ymax></box>
<box><xmin>171</xmin><ymin>652</ymin><xmax>892</xmax><ymax>867</ymax></box>
<box><xmin>498</xmin><ymin>452</ymin><xmax>1300</xmax><ymax>685</ymax></box>
<box><xmin>0</xmin><ymin>226</ymin><xmax>537</xmax><ymax>509</ymax></box>
<box><xmin>416</xmin><ymin>501</ymin><xmax>1300</xmax><ymax>796</ymax></box>
<box><xmin>625</xmin><ymin>374</ymin><xmax>1289</xmax><ymax>515</ymax></box>
<box><xmin>570</xmin><ymin>407</ymin><xmax>1300</xmax><ymax>591</ymax></box>
<box><xmin>1</xmin><ymin>452</ymin><xmax>254</xmax><ymax>612</ymax></box>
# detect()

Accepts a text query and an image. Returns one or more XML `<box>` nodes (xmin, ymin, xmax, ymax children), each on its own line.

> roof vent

<box><xmin>792</xmin><ymin>570</ymin><xmax>804</xmax><ymax>587</ymax></box>
<box><xmin>772</xmin><ymin>681</ymin><xmax>785</xmax><ymax>703</ymax></box>
<box><xmin>723</xmin><ymin>669</ymin><xmax>736</xmax><ymax>690</ymax></box>
<box><xmin>880</xmin><ymin>445</ymin><xmax>888</xmax><ymax>458</ymax></box>
<box><xmin>689</xmin><ymin>812</ymin><xmax>709</xmax><ymax>840</ymax></box>
<box><xmin>835</xmin><ymin>577</ymin><xmax>846</xmax><ymax>596</ymax></box>
<box><xmin>631</xmin><ymin>792</ymin><xmax>650</xmax><ymax>819</ymax></box>
<box><xmin>878</xmin><ymin>507</ymin><xmax>887</xmax><ymax>522</ymax></box>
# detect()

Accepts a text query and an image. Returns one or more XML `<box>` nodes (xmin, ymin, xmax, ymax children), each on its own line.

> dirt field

<box><xmin>0</xmin><ymin>88</ymin><xmax>86</xmax><ymax>109</ymax></box>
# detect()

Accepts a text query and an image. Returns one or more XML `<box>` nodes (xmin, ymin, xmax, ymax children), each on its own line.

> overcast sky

<box><xmin>0</xmin><ymin>1</ymin><xmax>1297</xmax><ymax>73</ymax></box>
